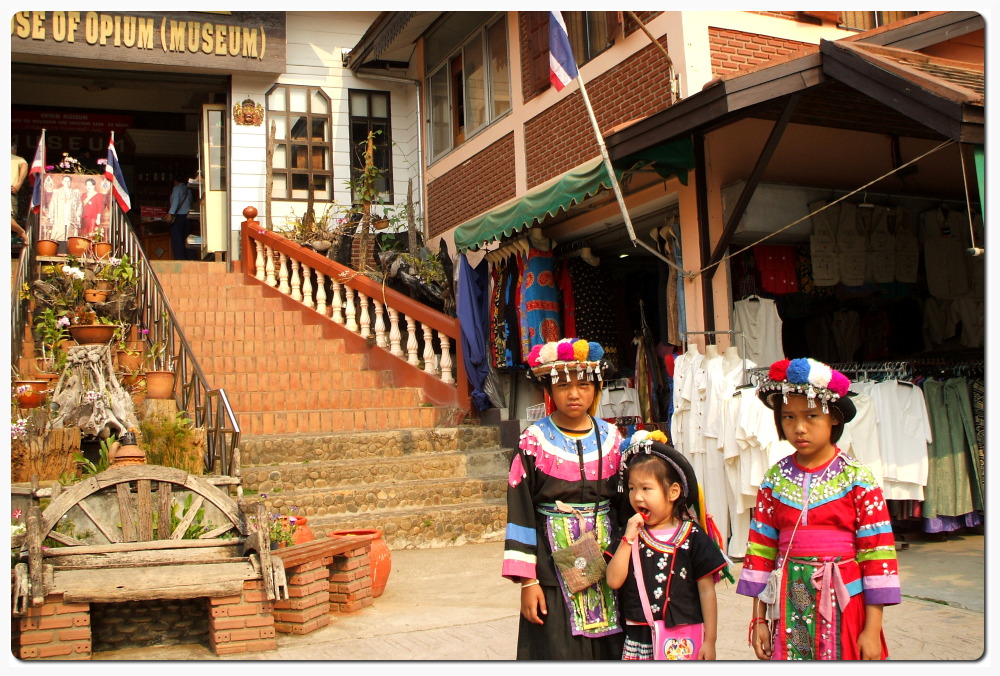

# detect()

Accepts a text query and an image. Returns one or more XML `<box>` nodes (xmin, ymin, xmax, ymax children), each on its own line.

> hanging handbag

<box><xmin>549</xmin><ymin>418</ymin><xmax>607</xmax><ymax>594</ymax></box>
<box><xmin>631</xmin><ymin>523</ymin><xmax>704</xmax><ymax>660</ymax></box>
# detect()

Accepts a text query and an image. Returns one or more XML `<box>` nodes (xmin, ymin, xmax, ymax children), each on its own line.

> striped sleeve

<box><xmin>502</xmin><ymin>432</ymin><xmax>539</xmax><ymax>581</ymax></box>
<box><xmin>853</xmin><ymin>475</ymin><xmax>901</xmax><ymax>606</ymax></box>
<box><xmin>736</xmin><ymin>480</ymin><xmax>779</xmax><ymax>598</ymax></box>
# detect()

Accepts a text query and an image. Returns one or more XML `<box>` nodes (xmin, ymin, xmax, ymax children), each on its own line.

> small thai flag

<box><xmin>549</xmin><ymin>11</ymin><xmax>579</xmax><ymax>91</ymax></box>
<box><xmin>105</xmin><ymin>136</ymin><xmax>131</xmax><ymax>213</ymax></box>
<box><xmin>28</xmin><ymin>130</ymin><xmax>45</xmax><ymax>214</ymax></box>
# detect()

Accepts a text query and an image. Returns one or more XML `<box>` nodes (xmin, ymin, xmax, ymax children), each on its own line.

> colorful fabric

<box><xmin>754</xmin><ymin>244</ymin><xmax>799</xmax><ymax>295</ymax></box>
<box><xmin>519</xmin><ymin>246</ymin><xmax>561</xmax><ymax>358</ymax></box>
<box><xmin>736</xmin><ymin>451</ymin><xmax>900</xmax><ymax>660</ymax></box>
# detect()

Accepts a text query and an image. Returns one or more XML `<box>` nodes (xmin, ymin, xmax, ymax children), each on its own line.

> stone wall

<box><xmin>91</xmin><ymin>598</ymin><xmax>209</xmax><ymax>652</ymax></box>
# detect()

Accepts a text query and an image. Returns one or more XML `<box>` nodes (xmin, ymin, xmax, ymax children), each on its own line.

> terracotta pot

<box><xmin>145</xmin><ymin>370</ymin><xmax>175</xmax><ymax>399</ymax></box>
<box><xmin>69</xmin><ymin>324</ymin><xmax>116</xmax><ymax>345</ymax></box>
<box><xmin>93</xmin><ymin>242</ymin><xmax>113</xmax><ymax>258</ymax></box>
<box><xmin>116</xmin><ymin>349</ymin><xmax>144</xmax><ymax>372</ymax></box>
<box><xmin>67</xmin><ymin>236</ymin><xmax>91</xmax><ymax>257</ymax></box>
<box><xmin>84</xmin><ymin>289</ymin><xmax>108</xmax><ymax>303</ymax></box>
<box><xmin>330</xmin><ymin>528</ymin><xmax>391</xmax><ymax>597</ymax></box>
<box><xmin>36</xmin><ymin>239</ymin><xmax>59</xmax><ymax>256</ymax></box>
<box><xmin>123</xmin><ymin>373</ymin><xmax>146</xmax><ymax>406</ymax></box>
<box><xmin>291</xmin><ymin>516</ymin><xmax>315</xmax><ymax>545</ymax></box>
<box><xmin>14</xmin><ymin>381</ymin><xmax>47</xmax><ymax>409</ymax></box>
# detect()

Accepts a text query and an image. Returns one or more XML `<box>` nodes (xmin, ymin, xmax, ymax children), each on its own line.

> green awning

<box><xmin>454</xmin><ymin>138</ymin><xmax>696</xmax><ymax>252</ymax></box>
<box><xmin>974</xmin><ymin>144</ymin><xmax>984</xmax><ymax>216</ymax></box>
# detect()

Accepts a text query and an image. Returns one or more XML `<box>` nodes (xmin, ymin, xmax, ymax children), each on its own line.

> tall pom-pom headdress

<box><xmin>617</xmin><ymin>434</ymin><xmax>735</xmax><ymax>584</ymax></box>
<box><xmin>757</xmin><ymin>357</ymin><xmax>856</xmax><ymax>423</ymax></box>
<box><xmin>526</xmin><ymin>338</ymin><xmax>608</xmax><ymax>384</ymax></box>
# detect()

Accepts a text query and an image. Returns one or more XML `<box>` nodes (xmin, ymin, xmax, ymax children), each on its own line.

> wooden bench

<box><xmin>12</xmin><ymin>464</ymin><xmax>288</xmax><ymax>658</ymax></box>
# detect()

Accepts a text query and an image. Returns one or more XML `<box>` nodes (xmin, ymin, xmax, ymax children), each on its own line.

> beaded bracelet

<box><xmin>622</xmin><ymin>535</ymin><xmax>634</xmax><ymax>546</ymax></box>
<box><xmin>747</xmin><ymin>617</ymin><xmax>769</xmax><ymax>646</ymax></box>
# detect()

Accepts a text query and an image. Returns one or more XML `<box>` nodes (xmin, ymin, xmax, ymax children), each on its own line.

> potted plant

<box><xmin>115</xmin><ymin>324</ymin><xmax>145</xmax><ymax>373</ymax></box>
<box><xmin>143</xmin><ymin>340</ymin><xmax>175</xmax><ymax>399</ymax></box>
<box><xmin>35</xmin><ymin>239</ymin><xmax>58</xmax><ymax>257</ymax></box>
<box><xmin>66</xmin><ymin>235</ymin><xmax>91</xmax><ymax>257</ymax></box>
<box><xmin>65</xmin><ymin>306</ymin><xmax>117</xmax><ymax>344</ymax></box>
<box><xmin>91</xmin><ymin>227</ymin><xmax>113</xmax><ymax>259</ymax></box>
<box><xmin>33</xmin><ymin>308</ymin><xmax>70</xmax><ymax>377</ymax></box>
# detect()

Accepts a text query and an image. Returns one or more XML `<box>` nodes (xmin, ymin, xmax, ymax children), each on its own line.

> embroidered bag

<box><xmin>631</xmin><ymin>522</ymin><xmax>703</xmax><ymax>660</ymax></box>
<box><xmin>550</xmin><ymin>418</ymin><xmax>606</xmax><ymax>594</ymax></box>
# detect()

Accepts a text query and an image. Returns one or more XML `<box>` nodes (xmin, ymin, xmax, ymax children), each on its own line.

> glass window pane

<box><xmin>464</xmin><ymin>33</ymin><xmax>486</xmax><ymax>132</ymax></box>
<box><xmin>311</xmin><ymin>89</ymin><xmax>329</xmax><ymax>114</ymax></box>
<box><xmin>291</xmin><ymin>145</ymin><xmax>310</xmax><ymax>169</ymax></box>
<box><xmin>428</xmin><ymin>67</ymin><xmax>451</xmax><ymax>157</ymax></box>
<box><xmin>268</xmin><ymin>89</ymin><xmax>285</xmax><ymax>112</ymax></box>
<box><xmin>310</xmin><ymin>146</ymin><xmax>328</xmax><ymax>171</ymax></box>
<box><xmin>289</xmin><ymin>87</ymin><xmax>308</xmax><ymax>112</ymax></box>
<box><xmin>311</xmin><ymin>174</ymin><xmax>330</xmax><ymax>200</ymax></box>
<box><xmin>311</xmin><ymin>118</ymin><xmax>327</xmax><ymax>142</ymax></box>
<box><xmin>371</xmin><ymin>93</ymin><xmax>388</xmax><ymax>119</ymax></box>
<box><xmin>274</xmin><ymin>143</ymin><xmax>287</xmax><ymax>169</ymax></box>
<box><xmin>350</xmin><ymin>91</ymin><xmax>368</xmax><ymax>118</ymax></box>
<box><xmin>208</xmin><ymin>109</ymin><xmax>227</xmax><ymax>191</ymax></box>
<box><xmin>273</xmin><ymin>173</ymin><xmax>287</xmax><ymax>199</ymax></box>
<box><xmin>488</xmin><ymin>19</ymin><xmax>510</xmax><ymax>120</ymax></box>
<box><xmin>290</xmin><ymin>116</ymin><xmax>309</xmax><ymax>140</ymax></box>
<box><xmin>586</xmin><ymin>12</ymin><xmax>607</xmax><ymax>57</ymax></box>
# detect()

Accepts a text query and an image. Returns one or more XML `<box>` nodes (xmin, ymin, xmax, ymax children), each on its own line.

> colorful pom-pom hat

<box><xmin>757</xmin><ymin>357</ymin><xmax>856</xmax><ymax>423</ymax></box>
<box><xmin>525</xmin><ymin>338</ymin><xmax>607</xmax><ymax>384</ymax></box>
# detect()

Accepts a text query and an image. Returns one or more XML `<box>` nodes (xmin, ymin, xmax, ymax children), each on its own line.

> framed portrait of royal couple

<box><xmin>40</xmin><ymin>173</ymin><xmax>112</xmax><ymax>241</ymax></box>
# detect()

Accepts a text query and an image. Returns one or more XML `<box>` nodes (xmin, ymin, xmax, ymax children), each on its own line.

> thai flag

<box><xmin>28</xmin><ymin>130</ymin><xmax>45</xmax><ymax>214</ymax></box>
<box><xmin>549</xmin><ymin>11</ymin><xmax>579</xmax><ymax>91</ymax></box>
<box><xmin>105</xmin><ymin>136</ymin><xmax>131</xmax><ymax>213</ymax></box>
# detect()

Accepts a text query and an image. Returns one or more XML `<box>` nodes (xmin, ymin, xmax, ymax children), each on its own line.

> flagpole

<box><xmin>572</xmin><ymin>73</ymin><xmax>691</xmax><ymax>277</ymax></box>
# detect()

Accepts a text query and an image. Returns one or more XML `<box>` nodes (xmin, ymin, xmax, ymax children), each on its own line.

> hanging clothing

<box><xmin>836</xmin><ymin>390</ymin><xmax>884</xmax><ymax>490</ymax></box>
<box><xmin>920</xmin><ymin>207</ymin><xmax>972</xmax><ymax>299</ymax></box>
<box><xmin>754</xmin><ymin>245</ymin><xmax>799</xmax><ymax>295</ymax></box>
<box><xmin>731</xmin><ymin>298</ymin><xmax>784</xmax><ymax>367</ymax></box>
<box><xmin>808</xmin><ymin>199</ymin><xmax>840</xmax><ymax>287</ymax></box>
<box><xmin>868</xmin><ymin>380</ymin><xmax>932</xmax><ymax>501</ymax></box>
<box><xmin>893</xmin><ymin>210</ymin><xmax>920</xmax><ymax>284</ymax></box>
<box><xmin>489</xmin><ymin>261</ymin><xmax>504</xmax><ymax>368</ymax></box>
<box><xmin>865</xmin><ymin>205</ymin><xmax>896</xmax><ymax>284</ymax></box>
<box><xmin>969</xmin><ymin>378</ymin><xmax>985</xmax><ymax>500</ymax></box>
<box><xmin>556</xmin><ymin>260</ymin><xmax>576</xmax><ymax>339</ymax></box>
<box><xmin>921</xmin><ymin>378</ymin><xmax>983</xmax><ymax>529</ymax></box>
<box><xmin>565</xmin><ymin>257</ymin><xmax>619</xmax><ymax>371</ymax></box>
<box><xmin>502</xmin><ymin>416</ymin><xmax>624</xmax><ymax>658</ymax></box>
<box><xmin>736</xmin><ymin>451</ymin><xmax>900</xmax><ymax>660</ymax></box>
<box><xmin>518</xmin><ymin>246</ymin><xmax>561</xmax><ymax>359</ymax></box>
<box><xmin>457</xmin><ymin>254</ymin><xmax>494</xmax><ymax>411</ymax></box>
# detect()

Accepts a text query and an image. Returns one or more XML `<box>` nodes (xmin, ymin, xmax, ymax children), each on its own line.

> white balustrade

<box><xmin>405</xmin><ymin>316</ymin><xmax>419</xmax><ymax>365</ymax></box>
<box><xmin>278</xmin><ymin>252</ymin><xmax>290</xmax><ymax>294</ymax></box>
<box><xmin>373</xmin><ymin>300</ymin><xmax>388</xmax><ymax>349</ymax></box>
<box><xmin>265</xmin><ymin>245</ymin><xmax>276</xmax><ymax>286</ymax></box>
<box><xmin>290</xmin><ymin>260</ymin><xmax>302</xmax><ymax>302</ymax></box>
<box><xmin>301</xmin><ymin>263</ymin><xmax>314</xmax><ymax>309</ymax></box>
<box><xmin>254</xmin><ymin>239</ymin><xmax>266</xmax><ymax>282</ymax></box>
<box><xmin>315</xmin><ymin>272</ymin><xmax>327</xmax><ymax>316</ymax></box>
<box><xmin>331</xmin><ymin>279</ymin><xmax>344</xmax><ymax>324</ymax></box>
<box><xmin>359</xmin><ymin>292</ymin><xmax>371</xmax><ymax>339</ymax></box>
<box><xmin>422</xmin><ymin>325</ymin><xmax>436</xmax><ymax>375</ymax></box>
<box><xmin>344</xmin><ymin>286</ymin><xmax>358</xmax><ymax>332</ymax></box>
<box><xmin>439</xmin><ymin>334</ymin><xmax>454</xmax><ymax>384</ymax></box>
<box><xmin>388</xmin><ymin>308</ymin><xmax>403</xmax><ymax>356</ymax></box>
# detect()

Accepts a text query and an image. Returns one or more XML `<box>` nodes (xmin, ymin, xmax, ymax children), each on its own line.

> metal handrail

<box><xmin>12</xmin><ymin>204</ymin><xmax>240</xmax><ymax>477</ymax></box>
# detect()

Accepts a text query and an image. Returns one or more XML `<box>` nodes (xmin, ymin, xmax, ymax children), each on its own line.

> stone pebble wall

<box><xmin>90</xmin><ymin>599</ymin><xmax>209</xmax><ymax>652</ymax></box>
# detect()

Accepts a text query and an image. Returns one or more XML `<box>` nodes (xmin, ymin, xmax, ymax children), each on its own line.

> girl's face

<box><xmin>548</xmin><ymin>373</ymin><xmax>595</xmax><ymax>426</ymax></box>
<box><xmin>628</xmin><ymin>465</ymin><xmax>682</xmax><ymax>530</ymax></box>
<box><xmin>780</xmin><ymin>394</ymin><xmax>838</xmax><ymax>468</ymax></box>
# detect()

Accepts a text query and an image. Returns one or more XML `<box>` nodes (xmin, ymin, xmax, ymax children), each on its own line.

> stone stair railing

<box><xmin>239</xmin><ymin>209</ymin><xmax>469</xmax><ymax>413</ymax></box>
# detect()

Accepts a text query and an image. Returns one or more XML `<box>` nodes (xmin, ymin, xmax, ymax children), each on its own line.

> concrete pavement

<box><xmin>75</xmin><ymin>531</ymin><xmax>987</xmax><ymax>664</ymax></box>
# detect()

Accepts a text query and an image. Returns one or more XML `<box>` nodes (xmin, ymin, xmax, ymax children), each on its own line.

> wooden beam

<box><xmin>76</xmin><ymin>499</ymin><xmax>122</xmax><ymax>544</ymax></box>
<box><xmin>170</xmin><ymin>495</ymin><xmax>205</xmax><ymax>540</ymax></box>
<box><xmin>42</xmin><ymin>537</ymin><xmax>241</xmax><ymax>557</ymax></box>
<box><xmin>158</xmin><ymin>482</ymin><xmax>173</xmax><ymax>540</ymax></box>
<box><xmin>54</xmin><ymin>561</ymin><xmax>256</xmax><ymax>603</ymax></box>
<box><xmin>706</xmin><ymin>93</ymin><xmax>800</xmax><ymax>277</ymax></box>
<box><xmin>695</xmin><ymin>132</ymin><xmax>715</xmax><ymax>333</ymax></box>
<box><xmin>136</xmin><ymin>479</ymin><xmax>154</xmax><ymax>541</ymax></box>
<box><xmin>117</xmin><ymin>483</ymin><xmax>139</xmax><ymax>541</ymax></box>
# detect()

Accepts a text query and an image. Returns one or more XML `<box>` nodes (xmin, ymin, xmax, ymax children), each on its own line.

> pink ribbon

<box><xmin>810</xmin><ymin>560</ymin><xmax>852</xmax><ymax>623</ymax></box>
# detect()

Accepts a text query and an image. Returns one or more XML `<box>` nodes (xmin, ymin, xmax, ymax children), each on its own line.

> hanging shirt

<box><xmin>731</xmin><ymin>298</ymin><xmax>784</xmax><ymax>367</ymax></box>
<box><xmin>920</xmin><ymin>207</ymin><xmax>972</xmax><ymax>299</ymax></box>
<box><xmin>870</xmin><ymin>380</ymin><xmax>932</xmax><ymax>501</ymax></box>
<box><xmin>753</xmin><ymin>245</ymin><xmax>799</xmax><ymax>295</ymax></box>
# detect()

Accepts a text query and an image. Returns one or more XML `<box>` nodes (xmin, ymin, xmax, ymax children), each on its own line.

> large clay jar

<box><xmin>36</xmin><ymin>239</ymin><xmax>58</xmax><ymax>256</ymax></box>
<box><xmin>66</xmin><ymin>236</ymin><xmax>91</xmax><ymax>257</ymax></box>
<box><xmin>68</xmin><ymin>324</ymin><xmax>116</xmax><ymax>345</ymax></box>
<box><xmin>291</xmin><ymin>516</ymin><xmax>315</xmax><ymax>545</ymax></box>
<box><xmin>330</xmin><ymin>528</ymin><xmax>391</xmax><ymax>598</ymax></box>
<box><xmin>144</xmin><ymin>370</ymin><xmax>175</xmax><ymax>399</ymax></box>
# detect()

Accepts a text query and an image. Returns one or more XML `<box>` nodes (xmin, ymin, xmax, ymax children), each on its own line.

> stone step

<box><xmin>236</xmin><ymin>406</ymin><xmax>447</xmax><ymax>436</ymax></box>
<box><xmin>250</xmin><ymin>475</ymin><xmax>507</xmax><ymax>518</ymax></box>
<box><xmin>291</xmin><ymin>501</ymin><xmax>508</xmax><ymax>549</ymax></box>
<box><xmin>183</xmin><ymin>338</ymin><xmax>349</xmax><ymax>357</ymax></box>
<box><xmin>239</xmin><ymin>427</ymin><xmax>503</xmax><ymax>465</ymax></box>
<box><xmin>197</xmin><ymin>352</ymin><xmax>367</xmax><ymax>375</ymax></box>
<box><xmin>174</xmin><ymin>310</ymin><xmax>317</xmax><ymax>328</ymax></box>
<box><xmin>183</xmin><ymin>323</ymin><xmax>327</xmax><ymax>342</ymax></box>
<box><xmin>224</xmin><ymin>386</ymin><xmax>425</xmax><ymax>413</ymax></box>
<box><xmin>241</xmin><ymin>447</ymin><xmax>512</xmax><ymax>492</ymax></box>
<box><xmin>169</xmin><ymin>296</ymin><xmax>287</xmax><ymax>313</ymax></box>
<box><xmin>157</xmin><ymin>282</ymin><xmax>264</xmax><ymax>300</ymax></box>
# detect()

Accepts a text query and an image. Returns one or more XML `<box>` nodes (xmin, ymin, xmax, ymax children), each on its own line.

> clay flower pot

<box><xmin>330</xmin><ymin>528</ymin><xmax>391</xmax><ymax>597</ymax></box>
<box><xmin>116</xmin><ymin>349</ymin><xmax>144</xmax><ymax>372</ymax></box>
<box><xmin>144</xmin><ymin>370</ymin><xmax>175</xmax><ymax>399</ymax></box>
<box><xmin>69</xmin><ymin>324</ymin><xmax>116</xmax><ymax>345</ymax></box>
<box><xmin>66</xmin><ymin>236</ymin><xmax>91</xmax><ymax>257</ymax></box>
<box><xmin>84</xmin><ymin>288</ymin><xmax>108</xmax><ymax>303</ymax></box>
<box><xmin>93</xmin><ymin>242</ymin><xmax>113</xmax><ymax>258</ymax></box>
<box><xmin>291</xmin><ymin>516</ymin><xmax>315</xmax><ymax>545</ymax></box>
<box><xmin>36</xmin><ymin>239</ymin><xmax>59</xmax><ymax>256</ymax></box>
<box><xmin>14</xmin><ymin>380</ymin><xmax>47</xmax><ymax>409</ymax></box>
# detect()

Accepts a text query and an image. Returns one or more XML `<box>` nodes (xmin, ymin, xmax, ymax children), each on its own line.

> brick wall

<box><xmin>709</xmin><ymin>26</ymin><xmax>813</xmax><ymax>77</ymax></box>
<box><xmin>273</xmin><ymin>556</ymin><xmax>334</xmax><ymax>634</ymax></box>
<box><xmin>624</xmin><ymin>11</ymin><xmax>662</xmax><ymax>36</ymax></box>
<box><xmin>14</xmin><ymin>593</ymin><xmax>92</xmax><ymax>660</ymax></box>
<box><xmin>524</xmin><ymin>40</ymin><xmax>673</xmax><ymax>188</ymax></box>
<box><xmin>426</xmin><ymin>133</ymin><xmax>516</xmax><ymax>238</ymax></box>
<box><xmin>207</xmin><ymin>580</ymin><xmax>277</xmax><ymax>656</ymax></box>
<box><xmin>328</xmin><ymin>541</ymin><xmax>375</xmax><ymax>613</ymax></box>
<box><xmin>91</xmin><ymin>598</ymin><xmax>208</xmax><ymax>652</ymax></box>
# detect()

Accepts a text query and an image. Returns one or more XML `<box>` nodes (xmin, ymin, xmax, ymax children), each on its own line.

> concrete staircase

<box><xmin>152</xmin><ymin>261</ymin><xmax>511</xmax><ymax>548</ymax></box>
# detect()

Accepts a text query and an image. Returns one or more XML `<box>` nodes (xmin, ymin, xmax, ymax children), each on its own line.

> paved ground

<box><xmin>53</xmin><ymin>530</ymin><xmax>987</xmax><ymax>669</ymax></box>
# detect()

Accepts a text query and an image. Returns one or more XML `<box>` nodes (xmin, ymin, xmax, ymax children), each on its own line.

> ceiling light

<box><xmin>619</xmin><ymin>253</ymin><xmax>629</xmax><ymax>258</ymax></box>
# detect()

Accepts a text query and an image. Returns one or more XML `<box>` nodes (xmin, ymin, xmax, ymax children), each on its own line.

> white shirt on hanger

<box><xmin>732</xmin><ymin>298</ymin><xmax>784</xmax><ymax>368</ymax></box>
<box><xmin>870</xmin><ymin>379</ymin><xmax>933</xmax><ymax>501</ymax></box>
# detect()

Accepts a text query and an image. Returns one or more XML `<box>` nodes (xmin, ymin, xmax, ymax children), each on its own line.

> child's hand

<box><xmin>857</xmin><ymin>625</ymin><xmax>882</xmax><ymax>659</ymax></box>
<box><xmin>625</xmin><ymin>512</ymin><xmax>644</xmax><ymax>539</ymax></box>
<box><xmin>697</xmin><ymin>640</ymin><xmax>716</xmax><ymax>660</ymax></box>
<box><xmin>520</xmin><ymin>583</ymin><xmax>547</xmax><ymax>624</ymax></box>
<box><xmin>752</xmin><ymin>623</ymin><xmax>772</xmax><ymax>660</ymax></box>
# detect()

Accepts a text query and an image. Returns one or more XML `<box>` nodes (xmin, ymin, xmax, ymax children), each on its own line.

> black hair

<box><xmin>772</xmin><ymin>396</ymin><xmax>845</xmax><ymax>444</ymax></box>
<box><xmin>625</xmin><ymin>454</ymin><xmax>688</xmax><ymax>523</ymax></box>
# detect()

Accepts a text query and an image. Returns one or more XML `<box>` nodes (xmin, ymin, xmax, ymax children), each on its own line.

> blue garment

<box><xmin>457</xmin><ymin>253</ymin><xmax>493</xmax><ymax>411</ymax></box>
<box><xmin>168</xmin><ymin>181</ymin><xmax>196</xmax><ymax>260</ymax></box>
<box><xmin>169</xmin><ymin>182</ymin><xmax>192</xmax><ymax>216</ymax></box>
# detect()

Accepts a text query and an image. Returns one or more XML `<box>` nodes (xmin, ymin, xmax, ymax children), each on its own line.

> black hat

<box><xmin>757</xmin><ymin>357</ymin><xmax>857</xmax><ymax>424</ymax></box>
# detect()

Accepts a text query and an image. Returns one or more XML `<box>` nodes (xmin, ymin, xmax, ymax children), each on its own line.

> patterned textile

<box><xmin>489</xmin><ymin>261</ymin><xmax>503</xmax><ymax>368</ymax></box>
<box><xmin>970</xmin><ymin>379</ymin><xmax>985</xmax><ymax>497</ymax></box>
<box><xmin>736</xmin><ymin>451</ymin><xmax>900</xmax><ymax>660</ymax></box>
<box><xmin>566</xmin><ymin>257</ymin><xmax>619</xmax><ymax>371</ymax></box>
<box><xmin>622</xmin><ymin>632</ymin><xmax>655</xmax><ymax>660</ymax></box>
<box><xmin>519</xmin><ymin>247</ymin><xmax>562</xmax><ymax>358</ymax></box>
<box><xmin>921</xmin><ymin>378</ymin><xmax>983</xmax><ymax>526</ymax></box>
<box><xmin>557</xmin><ymin>260</ymin><xmax>576</xmax><ymax>338</ymax></box>
<box><xmin>754</xmin><ymin>244</ymin><xmax>799</xmax><ymax>295</ymax></box>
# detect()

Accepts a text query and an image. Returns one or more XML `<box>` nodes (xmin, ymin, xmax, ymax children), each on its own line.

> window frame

<box><xmin>524</xmin><ymin>11</ymin><xmax>619</xmax><ymax>98</ymax></box>
<box><xmin>425</xmin><ymin>14</ymin><xmax>511</xmax><ymax>162</ymax></box>
<box><xmin>348</xmin><ymin>88</ymin><xmax>394</xmax><ymax>206</ymax></box>
<box><xmin>265</xmin><ymin>84</ymin><xmax>333</xmax><ymax>202</ymax></box>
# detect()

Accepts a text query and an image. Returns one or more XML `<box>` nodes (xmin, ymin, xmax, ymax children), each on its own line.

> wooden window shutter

<box><xmin>605</xmin><ymin>11</ymin><xmax>622</xmax><ymax>46</ymax></box>
<box><xmin>526</xmin><ymin>11</ymin><xmax>550</xmax><ymax>96</ymax></box>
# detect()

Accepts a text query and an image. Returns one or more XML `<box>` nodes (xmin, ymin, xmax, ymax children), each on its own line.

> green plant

<box><xmin>162</xmin><ymin>493</ymin><xmax>216</xmax><ymax>539</ymax></box>
<box><xmin>267</xmin><ymin>513</ymin><xmax>297</xmax><ymax>547</ymax></box>
<box><xmin>144</xmin><ymin>340</ymin><xmax>174</xmax><ymax>372</ymax></box>
<box><xmin>96</xmin><ymin>254</ymin><xmax>137</xmax><ymax>292</ymax></box>
<box><xmin>139</xmin><ymin>412</ymin><xmax>200</xmax><ymax>473</ymax></box>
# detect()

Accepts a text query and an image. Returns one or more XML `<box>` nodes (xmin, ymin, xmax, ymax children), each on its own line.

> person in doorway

<box><xmin>606</xmin><ymin>434</ymin><xmax>729</xmax><ymax>660</ymax></box>
<box><xmin>738</xmin><ymin>358</ymin><xmax>901</xmax><ymax>660</ymax></box>
<box><xmin>79</xmin><ymin>177</ymin><xmax>106</xmax><ymax>238</ymax></box>
<box><xmin>502</xmin><ymin>338</ymin><xmax>625</xmax><ymax>659</ymax></box>
<box><xmin>166</xmin><ymin>175</ymin><xmax>194</xmax><ymax>260</ymax></box>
